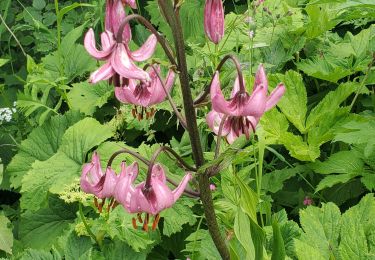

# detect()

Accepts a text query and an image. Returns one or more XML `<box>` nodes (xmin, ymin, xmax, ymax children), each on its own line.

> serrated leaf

<box><xmin>262</xmin><ymin>165</ymin><xmax>306</xmax><ymax>193</ymax></box>
<box><xmin>64</xmin><ymin>232</ymin><xmax>92</xmax><ymax>260</ymax></box>
<box><xmin>361</xmin><ymin>174</ymin><xmax>375</xmax><ymax>191</ymax></box>
<box><xmin>184</xmin><ymin>229</ymin><xmax>221</xmax><ymax>260</ymax></box>
<box><xmin>268</xmin><ymin>70</ymin><xmax>307</xmax><ymax>133</ymax></box>
<box><xmin>161</xmin><ymin>200</ymin><xmax>196</xmax><ymax>237</ymax></box>
<box><xmin>102</xmin><ymin>240</ymin><xmax>147</xmax><ymax>260</ymax></box>
<box><xmin>20</xmin><ymin>118</ymin><xmax>112</xmax><ymax>210</ymax></box>
<box><xmin>32</xmin><ymin>0</ymin><xmax>46</xmax><ymax>10</ymax></box>
<box><xmin>19</xmin><ymin>248</ymin><xmax>61</xmax><ymax>260</ymax></box>
<box><xmin>67</xmin><ymin>81</ymin><xmax>113</xmax><ymax>115</ymax></box>
<box><xmin>316</xmin><ymin>173</ymin><xmax>358</xmax><ymax>192</ymax></box>
<box><xmin>310</xmin><ymin>150</ymin><xmax>364</xmax><ymax>175</ymax></box>
<box><xmin>6</xmin><ymin>111</ymin><xmax>82</xmax><ymax>189</ymax></box>
<box><xmin>0</xmin><ymin>215</ymin><xmax>13</xmax><ymax>254</ymax></box>
<box><xmin>19</xmin><ymin>196</ymin><xmax>77</xmax><ymax>249</ymax></box>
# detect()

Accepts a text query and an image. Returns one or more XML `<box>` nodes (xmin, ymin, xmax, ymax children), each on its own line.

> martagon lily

<box><xmin>114</xmin><ymin>162</ymin><xmax>192</xmax><ymax>230</ymax></box>
<box><xmin>207</xmin><ymin>64</ymin><xmax>286</xmax><ymax>143</ymax></box>
<box><xmin>84</xmin><ymin>0</ymin><xmax>157</xmax><ymax>84</ymax></box>
<box><xmin>204</xmin><ymin>0</ymin><xmax>225</xmax><ymax>44</ymax></box>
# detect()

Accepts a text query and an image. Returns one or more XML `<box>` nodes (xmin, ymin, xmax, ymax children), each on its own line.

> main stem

<box><xmin>159</xmin><ymin>1</ymin><xmax>229</xmax><ymax>258</ymax></box>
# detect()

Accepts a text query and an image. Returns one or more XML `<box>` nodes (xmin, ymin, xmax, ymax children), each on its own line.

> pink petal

<box><xmin>80</xmin><ymin>152</ymin><xmax>105</xmax><ymax>196</ymax></box>
<box><xmin>204</xmin><ymin>0</ymin><xmax>224</xmax><ymax>44</ymax></box>
<box><xmin>111</xmin><ymin>0</ymin><xmax>132</xmax><ymax>43</ymax></box>
<box><xmin>129</xmin><ymin>34</ymin><xmax>157</xmax><ymax>62</ymax></box>
<box><xmin>84</xmin><ymin>29</ymin><xmax>114</xmax><ymax>60</ymax></box>
<box><xmin>105</xmin><ymin>0</ymin><xmax>113</xmax><ymax>32</ymax></box>
<box><xmin>149</xmin><ymin>165</ymin><xmax>174</xmax><ymax>212</ymax></box>
<box><xmin>128</xmin><ymin>183</ymin><xmax>153</xmax><ymax>214</ymax></box>
<box><xmin>100</xmin><ymin>167</ymin><xmax>118</xmax><ymax>198</ymax></box>
<box><xmin>265</xmin><ymin>83</ymin><xmax>286</xmax><ymax>111</ymax></box>
<box><xmin>148</xmin><ymin>69</ymin><xmax>175</xmax><ymax>106</ymax></box>
<box><xmin>254</xmin><ymin>64</ymin><xmax>268</xmax><ymax>91</ymax></box>
<box><xmin>101</xmin><ymin>31</ymin><xmax>115</xmax><ymax>51</ymax></box>
<box><xmin>206</xmin><ymin>110</ymin><xmax>229</xmax><ymax>136</ymax></box>
<box><xmin>172</xmin><ymin>173</ymin><xmax>192</xmax><ymax>202</ymax></box>
<box><xmin>241</xmin><ymin>85</ymin><xmax>267</xmax><ymax>117</ymax></box>
<box><xmin>124</xmin><ymin>0</ymin><xmax>137</xmax><ymax>9</ymax></box>
<box><xmin>231</xmin><ymin>76</ymin><xmax>242</xmax><ymax>98</ymax></box>
<box><xmin>111</xmin><ymin>44</ymin><xmax>150</xmax><ymax>81</ymax></box>
<box><xmin>115</xmin><ymin>79</ymin><xmax>142</xmax><ymax>105</ymax></box>
<box><xmin>210</xmin><ymin>71</ymin><xmax>232</xmax><ymax>115</ymax></box>
<box><xmin>114</xmin><ymin>162</ymin><xmax>138</xmax><ymax>209</ymax></box>
<box><xmin>89</xmin><ymin>62</ymin><xmax>116</xmax><ymax>84</ymax></box>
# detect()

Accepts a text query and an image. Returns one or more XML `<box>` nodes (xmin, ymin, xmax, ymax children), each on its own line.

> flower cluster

<box><xmin>80</xmin><ymin>152</ymin><xmax>192</xmax><ymax>230</ymax></box>
<box><xmin>0</xmin><ymin>102</ymin><xmax>17</xmax><ymax>124</ymax></box>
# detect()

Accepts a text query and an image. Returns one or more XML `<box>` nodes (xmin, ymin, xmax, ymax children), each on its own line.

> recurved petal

<box><xmin>254</xmin><ymin>64</ymin><xmax>268</xmax><ymax>91</ymax></box>
<box><xmin>101</xmin><ymin>31</ymin><xmax>115</xmax><ymax>50</ymax></box>
<box><xmin>206</xmin><ymin>110</ymin><xmax>229</xmax><ymax>136</ymax></box>
<box><xmin>100</xmin><ymin>167</ymin><xmax>118</xmax><ymax>198</ymax></box>
<box><xmin>231</xmin><ymin>76</ymin><xmax>242</xmax><ymax>98</ymax></box>
<box><xmin>114</xmin><ymin>162</ymin><xmax>139</xmax><ymax>209</ymax></box>
<box><xmin>115</xmin><ymin>80</ymin><xmax>142</xmax><ymax>105</ymax></box>
<box><xmin>111</xmin><ymin>44</ymin><xmax>151</xmax><ymax>81</ymax></box>
<box><xmin>172</xmin><ymin>173</ymin><xmax>192</xmax><ymax>202</ymax></box>
<box><xmin>128</xmin><ymin>183</ymin><xmax>153</xmax><ymax>214</ymax></box>
<box><xmin>149</xmin><ymin>164</ymin><xmax>174</xmax><ymax>212</ymax></box>
<box><xmin>84</xmin><ymin>29</ymin><xmax>114</xmax><ymax>60</ymax></box>
<box><xmin>210</xmin><ymin>71</ymin><xmax>232</xmax><ymax>115</ymax></box>
<box><xmin>129</xmin><ymin>34</ymin><xmax>157</xmax><ymax>62</ymax></box>
<box><xmin>265</xmin><ymin>83</ymin><xmax>286</xmax><ymax>111</ymax></box>
<box><xmin>148</xmin><ymin>69</ymin><xmax>175</xmax><ymax>106</ymax></box>
<box><xmin>89</xmin><ymin>62</ymin><xmax>116</xmax><ymax>84</ymax></box>
<box><xmin>241</xmin><ymin>85</ymin><xmax>267</xmax><ymax>117</ymax></box>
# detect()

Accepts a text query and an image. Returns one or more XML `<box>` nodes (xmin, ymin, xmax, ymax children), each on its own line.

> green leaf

<box><xmin>271</xmin><ymin>220</ymin><xmax>286</xmax><ymax>260</ymax></box>
<box><xmin>310</xmin><ymin>150</ymin><xmax>364</xmax><ymax>175</ymax></box>
<box><xmin>361</xmin><ymin>174</ymin><xmax>375</xmax><ymax>191</ymax></box>
<box><xmin>0</xmin><ymin>215</ymin><xmax>13</xmax><ymax>254</ymax></box>
<box><xmin>161</xmin><ymin>199</ymin><xmax>196</xmax><ymax>237</ymax></box>
<box><xmin>307</xmin><ymin>82</ymin><xmax>360</xmax><ymax>129</ymax></box>
<box><xmin>19</xmin><ymin>196</ymin><xmax>77</xmax><ymax>249</ymax></box>
<box><xmin>268</xmin><ymin>70</ymin><xmax>307</xmax><ymax>133</ymax></box>
<box><xmin>316</xmin><ymin>173</ymin><xmax>358</xmax><ymax>192</ymax></box>
<box><xmin>20</xmin><ymin>118</ymin><xmax>112</xmax><ymax>210</ymax></box>
<box><xmin>184</xmin><ymin>229</ymin><xmax>221</xmax><ymax>260</ymax></box>
<box><xmin>6</xmin><ymin>111</ymin><xmax>82</xmax><ymax>189</ymax></box>
<box><xmin>262</xmin><ymin>165</ymin><xmax>306</xmax><ymax>193</ymax></box>
<box><xmin>102</xmin><ymin>240</ymin><xmax>147</xmax><ymax>260</ymax></box>
<box><xmin>32</xmin><ymin>0</ymin><xmax>46</xmax><ymax>10</ymax></box>
<box><xmin>305</xmin><ymin>5</ymin><xmax>339</xmax><ymax>38</ymax></box>
<box><xmin>57</xmin><ymin>3</ymin><xmax>94</xmax><ymax>25</ymax></box>
<box><xmin>234</xmin><ymin>209</ymin><xmax>255</xmax><ymax>260</ymax></box>
<box><xmin>67</xmin><ymin>81</ymin><xmax>113</xmax><ymax>116</ymax></box>
<box><xmin>334</xmin><ymin>119</ymin><xmax>375</xmax><ymax>147</ymax></box>
<box><xmin>295</xmin><ymin>202</ymin><xmax>341</xmax><ymax>259</ymax></box>
<box><xmin>19</xmin><ymin>248</ymin><xmax>61</xmax><ymax>260</ymax></box>
<box><xmin>64</xmin><ymin>231</ymin><xmax>92</xmax><ymax>260</ymax></box>
<box><xmin>235</xmin><ymin>174</ymin><xmax>258</xmax><ymax>223</ymax></box>
<box><xmin>0</xmin><ymin>59</ymin><xmax>9</xmax><ymax>68</ymax></box>
<box><xmin>339</xmin><ymin>194</ymin><xmax>375</xmax><ymax>259</ymax></box>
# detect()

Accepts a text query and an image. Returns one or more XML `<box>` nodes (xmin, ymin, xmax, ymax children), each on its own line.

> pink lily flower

<box><xmin>204</xmin><ymin>0</ymin><xmax>224</xmax><ymax>44</ymax></box>
<box><xmin>206</xmin><ymin>64</ymin><xmax>285</xmax><ymax>143</ymax></box>
<box><xmin>80</xmin><ymin>152</ymin><xmax>121</xmax><ymax>199</ymax></box>
<box><xmin>84</xmin><ymin>0</ymin><xmax>157</xmax><ymax>84</ymax></box>
<box><xmin>114</xmin><ymin>65</ymin><xmax>175</xmax><ymax>107</ymax></box>
<box><xmin>114</xmin><ymin>162</ymin><xmax>192</xmax><ymax>230</ymax></box>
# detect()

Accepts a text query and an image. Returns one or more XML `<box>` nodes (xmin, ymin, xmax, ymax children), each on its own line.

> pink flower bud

<box><xmin>204</xmin><ymin>0</ymin><xmax>224</xmax><ymax>44</ymax></box>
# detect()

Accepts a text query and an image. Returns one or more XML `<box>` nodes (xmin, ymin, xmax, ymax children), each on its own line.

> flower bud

<box><xmin>204</xmin><ymin>0</ymin><xmax>224</xmax><ymax>44</ymax></box>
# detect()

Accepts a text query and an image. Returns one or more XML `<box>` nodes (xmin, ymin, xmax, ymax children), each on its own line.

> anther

<box><xmin>132</xmin><ymin>218</ymin><xmax>138</xmax><ymax>229</ymax></box>
<box><xmin>152</xmin><ymin>214</ymin><xmax>160</xmax><ymax>231</ymax></box>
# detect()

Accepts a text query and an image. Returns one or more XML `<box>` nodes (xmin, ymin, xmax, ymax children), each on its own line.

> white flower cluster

<box><xmin>0</xmin><ymin>102</ymin><xmax>17</xmax><ymax>123</ymax></box>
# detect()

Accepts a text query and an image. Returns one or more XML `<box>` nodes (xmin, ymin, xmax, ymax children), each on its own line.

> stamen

<box><xmin>143</xmin><ymin>213</ymin><xmax>149</xmax><ymax>232</ymax></box>
<box><xmin>152</xmin><ymin>214</ymin><xmax>160</xmax><ymax>230</ymax></box>
<box><xmin>132</xmin><ymin>218</ymin><xmax>138</xmax><ymax>229</ymax></box>
<box><xmin>98</xmin><ymin>198</ymin><xmax>106</xmax><ymax>213</ymax></box>
<box><xmin>137</xmin><ymin>213</ymin><xmax>143</xmax><ymax>223</ymax></box>
<box><xmin>131</xmin><ymin>107</ymin><xmax>137</xmax><ymax>118</ymax></box>
<box><xmin>94</xmin><ymin>197</ymin><xmax>99</xmax><ymax>209</ymax></box>
<box><xmin>112</xmin><ymin>201</ymin><xmax>119</xmax><ymax>209</ymax></box>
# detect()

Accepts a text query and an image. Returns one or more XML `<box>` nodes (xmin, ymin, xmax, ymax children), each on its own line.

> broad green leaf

<box><xmin>0</xmin><ymin>215</ymin><xmax>13</xmax><ymax>254</ymax></box>
<box><xmin>19</xmin><ymin>248</ymin><xmax>61</xmax><ymax>260</ymax></box>
<box><xmin>361</xmin><ymin>174</ymin><xmax>375</xmax><ymax>191</ymax></box>
<box><xmin>310</xmin><ymin>150</ymin><xmax>364</xmax><ymax>175</ymax></box>
<box><xmin>305</xmin><ymin>4</ymin><xmax>339</xmax><ymax>38</ymax></box>
<box><xmin>184</xmin><ymin>229</ymin><xmax>221</xmax><ymax>260</ymax></box>
<box><xmin>19</xmin><ymin>196</ymin><xmax>77</xmax><ymax>249</ymax></box>
<box><xmin>234</xmin><ymin>209</ymin><xmax>255</xmax><ymax>260</ymax></box>
<box><xmin>161</xmin><ymin>199</ymin><xmax>196</xmax><ymax>237</ymax></box>
<box><xmin>235</xmin><ymin>175</ymin><xmax>258</xmax><ymax>222</ymax></box>
<box><xmin>102</xmin><ymin>240</ymin><xmax>147</xmax><ymax>260</ymax></box>
<box><xmin>20</xmin><ymin>118</ymin><xmax>112</xmax><ymax>210</ymax></box>
<box><xmin>6</xmin><ymin>111</ymin><xmax>82</xmax><ymax>189</ymax></box>
<box><xmin>32</xmin><ymin>0</ymin><xmax>46</xmax><ymax>10</ymax></box>
<box><xmin>296</xmin><ymin>203</ymin><xmax>341</xmax><ymax>259</ymax></box>
<box><xmin>262</xmin><ymin>165</ymin><xmax>307</xmax><ymax>193</ymax></box>
<box><xmin>294</xmin><ymin>240</ymin><xmax>326</xmax><ymax>260</ymax></box>
<box><xmin>316</xmin><ymin>173</ymin><xmax>358</xmax><ymax>192</ymax></box>
<box><xmin>58</xmin><ymin>3</ymin><xmax>94</xmax><ymax>25</ymax></box>
<box><xmin>268</xmin><ymin>70</ymin><xmax>307</xmax><ymax>133</ymax></box>
<box><xmin>307</xmin><ymin>82</ymin><xmax>360</xmax><ymax>129</ymax></box>
<box><xmin>271</xmin><ymin>221</ymin><xmax>286</xmax><ymax>260</ymax></box>
<box><xmin>261</xmin><ymin>109</ymin><xmax>289</xmax><ymax>145</ymax></box>
<box><xmin>67</xmin><ymin>81</ymin><xmax>113</xmax><ymax>116</ymax></box>
<box><xmin>339</xmin><ymin>194</ymin><xmax>375</xmax><ymax>259</ymax></box>
<box><xmin>0</xmin><ymin>59</ymin><xmax>9</xmax><ymax>68</ymax></box>
<box><xmin>64</xmin><ymin>232</ymin><xmax>92</xmax><ymax>260</ymax></box>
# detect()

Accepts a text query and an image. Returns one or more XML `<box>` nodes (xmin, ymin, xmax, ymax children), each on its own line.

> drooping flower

<box><xmin>114</xmin><ymin>65</ymin><xmax>175</xmax><ymax>108</ymax></box>
<box><xmin>114</xmin><ymin>162</ymin><xmax>192</xmax><ymax>230</ymax></box>
<box><xmin>84</xmin><ymin>0</ymin><xmax>157</xmax><ymax>84</ymax></box>
<box><xmin>80</xmin><ymin>152</ymin><xmax>120</xmax><ymax>199</ymax></box>
<box><xmin>204</xmin><ymin>0</ymin><xmax>224</xmax><ymax>44</ymax></box>
<box><xmin>206</xmin><ymin>64</ymin><xmax>285</xmax><ymax>143</ymax></box>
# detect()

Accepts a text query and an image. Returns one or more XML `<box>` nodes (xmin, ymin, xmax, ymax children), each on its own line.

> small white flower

<box><xmin>249</xmin><ymin>30</ymin><xmax>255</xmax><ymax>39</ymax></box>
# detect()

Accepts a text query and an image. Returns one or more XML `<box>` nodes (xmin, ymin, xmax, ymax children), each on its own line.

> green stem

<box><xmin>78</xmin><ymin>203</ymin><xmax>100</xmax><ymax>245</ymax></box>
<box><xmin>54</xmin><ymin>0</ymin><xmax>61</xmax><ymax>49</ymax></box>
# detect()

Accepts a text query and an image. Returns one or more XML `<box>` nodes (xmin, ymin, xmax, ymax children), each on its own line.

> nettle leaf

<box><xmin>6</xmin><ymin>111</ymin><xmax>82</xmax><ymax>189</ymax></box>
<box><xmin>161</xmin><ymin>199</ymin><xmax>197</xmax><ymax>237</ymax></box>
<box><xmin>310</xmin><ymin>150</ymin><xmax>364</xmax><ymax>175</ymax></box>
<box><xmin>20</xmin><ymin>118</ymin><xmax>112</xmax><ymax>211</ymax></box>
<box><xmin>64</xmin><ymin>231</ymin><xmax>92</xmax><ymax>260</ymax></box>
<box><xmin>0</xmin><ymin>214</ymin><xmax>13</xmax><ymax>254</ymax></box>
<box><xmin>19</xmin><ymin>196</ymin><xmax>77</xmax><ymax>250</ymax></box>
<box><xmin>268</xmin><ymin>70</ymin><xmax>307</xmax><ymax>133</ymax></box>
<box><xmin>67</xmin><ymin>81</ymin><xmax>113</xmax><ymax>116</ymax></box>
<box><xmin>295</xmin><ymin>202</ymin><xmax>341</xmax><ymax>259</ymax></box>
